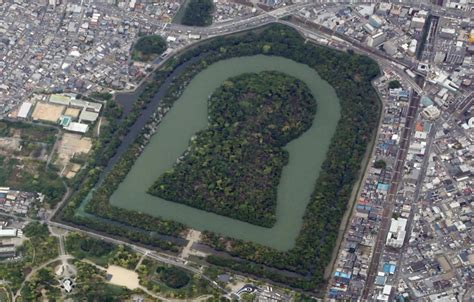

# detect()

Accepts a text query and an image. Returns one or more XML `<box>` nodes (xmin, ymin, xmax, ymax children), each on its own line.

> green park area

<box><xmin>68</xmin><ymin>261</ymin><xmax>132</xmax><ymax>301</ymax></box>
<box><xmin>0</xmin><ymin>121</ymin><xmax>57</xmax><ymax>151</ymax></box>
<box><xmin>138</xmin><ymin>259</ymin><xmax>220</xmax><ymax>299</ymax></box>
<box><xmin>64</xmin><ymin>232</ymin><xmax>218</xmax><ymax>300</ymax></box>
<box><xmin>0</xmin><ymin>222</ymin><xmax>58</xmax><ymax>297</ymax></box>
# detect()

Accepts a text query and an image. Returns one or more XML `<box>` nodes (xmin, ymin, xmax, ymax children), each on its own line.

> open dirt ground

<box><xmin>64</xmin><ymin>107</ymin><xmax>81</xmax><ymax>119</ymax></box>
<box><xmin>106</xmin><ymin>265</ymin><xmax>140</xmax><ymax>290</ymax></box>
<box><xmin>0</xmin><ymin>137</ymin><xmax>20</xmax><ymax>152</ymax></box>
<box><xmin>31</xmin><ymin>102</ymin><xmax>65</xmax><ymax>122</ymax></box>
<box><xmin>56</xmin><ymin>133</ymin><xmax>92</xmax><ymax>163</ymax></box>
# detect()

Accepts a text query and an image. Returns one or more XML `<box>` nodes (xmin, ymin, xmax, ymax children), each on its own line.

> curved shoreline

<box><xmin>109</xmin><ymin>55</ymin><xmax>341</xmax><ymax>251</ymax></box>
<box><xmin>62</xmin><ymin>24</ymin><xmax>381</xmax><ymax>292</ymax></box>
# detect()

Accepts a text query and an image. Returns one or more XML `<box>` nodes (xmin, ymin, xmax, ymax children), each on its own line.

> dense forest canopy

<box><xmin>132</xmin><ymin>35</ymin><xmax>167</xmax><ymax>61</ymax></box>
<box><xmin>388</xmin><ymin>80</ymin><xmax>401</xmax><ymax>89</ymax></box>
<box><xmin>157</xmin><ymin>267</ymin><xmax>191</xmax><ymax>289</ymax></box>
<box><xmin>148</xmin><ymin>71</ymin><xmax>317</xmax><ymax>227</ymax></box>
<box><xmin>181</xmin><ymin>0</ymin><xmax>214</xmax><ymax>26</ymax></box>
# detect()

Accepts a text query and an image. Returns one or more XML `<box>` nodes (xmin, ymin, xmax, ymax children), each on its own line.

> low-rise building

<box><xmin>0</xmin><ymin>244</ymin><xmax>16</xmax><ymax>258</ymax></box>
<box><xmin>422</xmin><ymin>105</ymin><xmax>440</xmax><ymax>120</ymax></box>
<box><xmin>0</xmin><ymin>228</ymin><xmax>17</xmax><ymax>238</ymax></box>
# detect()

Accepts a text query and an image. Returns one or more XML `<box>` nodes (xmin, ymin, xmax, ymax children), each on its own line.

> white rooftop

<box><xmin>17</xmin><ymin>102</ymin><xmax>32</xmax><ymax>118</ymax></box>
<box><xmin>64</xmin><ymin>122</ymin><xmax>89</xmax><ymax>133</ymax></box>
<box><xmin>0</xmin><ymin>228</ymin><xmax>17</xmax><ymax>237</ymax></box>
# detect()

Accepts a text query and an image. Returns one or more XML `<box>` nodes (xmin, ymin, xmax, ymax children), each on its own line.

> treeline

<box><xmin>66</xmin><ymin>232</ymin><xmax>115</xmax><ymax>259</ymax></box>
<box><xmin>206</xmin><ymin>255</ymin><xmax>310</xmax><ymax>288</ymax></box>
<box><xmin>181</xmin><ymin>0</ymin><xmax>214</xmax><ymax>26</ymax></box>
<box><xmin>0</xmin><ymin>120</ymin><xmax>57</xmax><ymax>146</ymax></box>
<box><xmin>157</xmin><ymin>266</ymin><xmax>191</xmax><ymax>289</ymax></box>
<box><xmin>149</xmin><ymin>71</ymin><xmax>316</xmax><ymax>227</ymax></box>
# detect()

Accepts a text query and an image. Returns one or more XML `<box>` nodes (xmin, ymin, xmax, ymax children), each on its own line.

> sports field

<box><xmin>31</xmin><ymin>102</ymin><xmax>65</xmax><ymax>122</ymax></box>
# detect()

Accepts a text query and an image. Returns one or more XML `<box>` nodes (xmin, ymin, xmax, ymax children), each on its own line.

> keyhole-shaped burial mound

<box><xmin>148</xmin><ymin>71</ymin><xmax>317</xmax><ymax>228</ymax></box>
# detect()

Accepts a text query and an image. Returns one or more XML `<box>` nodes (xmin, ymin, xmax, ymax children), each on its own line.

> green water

<box><xmin>110</xmin><ymin>55</ymin><xmax>341</xmax><ymax>251</ymax></box>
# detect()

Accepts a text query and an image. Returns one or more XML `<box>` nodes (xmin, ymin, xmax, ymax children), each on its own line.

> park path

<box><xmin>13</xmin><ymin>255</ymin><xmax>74</xmax><ymax>302</ymax></box>
<box><xmin>179</xmin><ymin>230</ymin><xmax>201</xmax><ymax>259</ymax></box>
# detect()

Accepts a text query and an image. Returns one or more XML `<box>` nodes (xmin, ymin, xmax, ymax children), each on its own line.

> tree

<box><xmin>132</xmin><ymin>35</ymin><xmax>167</xmax><ymax>61</ymax></box>
<box><xmin>388</xmin><ymin>80</ymin><xmax>401</xmax><ymax>89</ymax></box>
<box><xmin>241</xmin><ymin>293</ymin><xmax>256</xmax><ymax>302</ymax></box>
<box><xmin>181</xmin><ymin>0</ymin><xmax>214</xmax><ymax>26</ymax></box>
<box><xmin>160</xmin><ymin>267</ymin><xmax>190</xmax><ymax>289</ymax></box>
<box><xmin>373</xmin><ymin>159</ymin><xmax>387</xmax><ymax>169</ymax></box>
<box><xmin>23</xmin><ymin>222</ymin><xmax>49</xmax><ymax>238</ymax></box>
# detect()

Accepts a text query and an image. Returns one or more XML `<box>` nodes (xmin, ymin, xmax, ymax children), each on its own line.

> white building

<box><xmin>363</xmin><ymin>23</ymin><xmax>376</xmax><ymax>34</ymax></box>
<box><xmin>369</xmin><ymin>15</ymin><xmax>383</xmax><ymax>28</ymax></box>
<box><xmin>422</xmin><ymin>105</ymin><xmax>440</xmax><ymax>120</ymax></box>
<box><xmin>386</xmin><ymin>218</ymin><xmax>407</xmax><ymax>248</ymax></box>
<box><xmin>439</xmin><ymin>28</ymin><xmax>456</xmax><ymax>39</ymax></box>
<box><xmin>79</xmin><ymin>110</ymin><xmax>99</xmax><ymax>123</ymax></box>
<box><xmin>188</xmin><ymin>34</ymin><xmax>201</xmax><ymax>40</ymax></box>
<box><xmin>166</xmin><ymin>36</ymin><xmax>177</xmax><ymax>43</ymax></box>
<box><xmin>367</xmin><ymin>32</ymin><xmax>386</xmax><ymax>47</ymax></box>
<box><xmin>17</xmin><ymin>102</ymin><xmax>32</xmax><ymax>119</ymax></box>
<box><xmin>407</xmin><ymin>39</ymin><xmax>417</xmax><ymax>56</ymax></box>
<box><xmin>70</xmin><ymin>99</ymin><xmax>102</xmax><ymax>113</ymax></box>
<box><xmin>64</xmin><ymin>122</ymin><xmax>89</xmax><ymax>133</ymax></box>
<box><xmin>0</xmin><ymin>228</ymin><xmax>18</xmax><ymax>238</ymax></box>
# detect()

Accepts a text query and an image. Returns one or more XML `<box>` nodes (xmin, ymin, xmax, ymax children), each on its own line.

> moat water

<box><xmin>109</xmin><ymin>55</ymin><xmax>341</xmax><ymax>250</ymax></box>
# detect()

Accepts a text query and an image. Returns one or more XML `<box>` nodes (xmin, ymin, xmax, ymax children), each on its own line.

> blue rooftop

<box><xmin>383</xmin><ymin>263</ymin><xmax>396</xmax><ymax>274</ymax></box>
<box><xmin>421</xmin><ymin>96</ymin><xmax>434</xmax><ymax>107</ymax></box>
<box><xmin>377</xmin><ymin>183</ymin><xmax>390</xmax><ymax>192</ymax></box>
<box><xmin>375</xmin><ymin>275</ymin><xmax>386</xmax><ymax>285</ymax></box>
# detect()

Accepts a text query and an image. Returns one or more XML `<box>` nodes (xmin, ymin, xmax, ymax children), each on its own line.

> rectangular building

<box><xmin>410</xmin><ymin>17</ymin><xmax>426</xmax><ymax>29</ymax></box>
<box><xmin>369</xmin><ymin>15</ymin><xmax>383</xmax><ymax>28</ymax></box>
<box><xmin>367</xmin><ymin>32</ymin><xmax>386</xmax><ymax>47</ymax></box>
<box><xmin>439</xmin><ymin>28</ymin><xmax>456</xmax><ymax>39</ymax></box>
<box><xmin>0</xmin><ymin>228</ymin><xmax>17</xmax><ymax>238</ymax></box>
<box><xmin>0</xmin><ymin>244</ymin><xmax>15</xmax><ymax>258</ymax></box>
<box><xmin>70</xmin><ymin>99</ymin><xmax>102</xmax><ymax>113</ymax></box>
<box><xmin>79</xmin><ymin>110</ymin><xmax>99</xmax><ymax>123</ymax></box>
<box><xmin>64</xmin><ymin>122</ymin><xmax>89</xmax><ymax>133</ymax></box>
<box><xmin>49</xmin><ymin>94</ymin><xmax>71</xmax><ymax>106</ymax></box>
<box><xmin>17</xmin><ymin>102</ymin><xmax>32</xmax><ymax>119</ymax></box>
<box><xmin>386</xmin><ymin>218</ymin><xmax>407</xmax><ymax>248</ymax></box>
